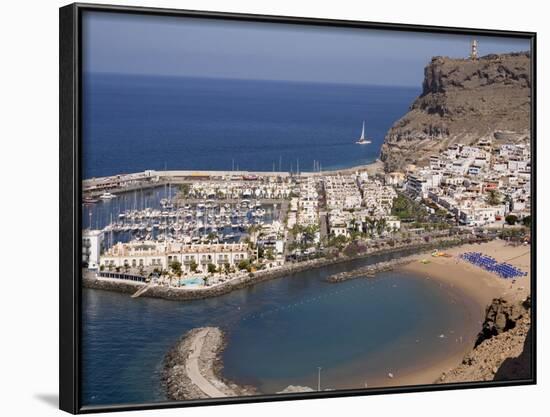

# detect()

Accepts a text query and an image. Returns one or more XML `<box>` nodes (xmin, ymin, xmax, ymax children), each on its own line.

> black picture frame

<box><xmin>59</xmin><ymin>3</ymin><xmax>537</xmax><ymax>414</ymax></box>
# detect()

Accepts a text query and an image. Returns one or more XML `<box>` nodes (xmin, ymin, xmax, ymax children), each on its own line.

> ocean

<box><xmin>82</xmin><ymin>73</ymin><xmax>418</xmax><ymax>179</ymax></box>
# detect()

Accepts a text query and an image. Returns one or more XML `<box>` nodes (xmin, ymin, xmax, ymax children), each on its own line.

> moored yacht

<box><xmin>100</xmin><ymin>192</ymin><xmax>116</xmax><ymax>200</ymax></box>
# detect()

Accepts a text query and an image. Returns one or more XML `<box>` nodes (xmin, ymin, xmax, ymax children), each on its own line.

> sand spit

<box><xmin>163</xmin><ymin>327</ymin><xmax>257</xmax><ymax>400</ymax></box>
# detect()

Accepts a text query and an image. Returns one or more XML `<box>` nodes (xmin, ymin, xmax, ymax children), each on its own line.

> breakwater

<box><xmin>162</xmin><ymin>327</ymin><xmax>257</xmax><ymax>400</ymax></box>
<box><xmin>325</xmin><ymin>256</ymin><xmax>418</xmax><ymax>283</ymax></box>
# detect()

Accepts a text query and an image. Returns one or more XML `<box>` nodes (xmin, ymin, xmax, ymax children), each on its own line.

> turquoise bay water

<box><xmin>82</xmin><ymin>252</ymin><xmax>478</xmax><ymax>406</ymax></box>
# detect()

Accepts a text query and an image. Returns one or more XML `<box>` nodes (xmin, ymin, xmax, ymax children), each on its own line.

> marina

<box><xmin>83</xmin><ymin>184</ymin><xmax>284</xmax><ymax>247</ymax></box>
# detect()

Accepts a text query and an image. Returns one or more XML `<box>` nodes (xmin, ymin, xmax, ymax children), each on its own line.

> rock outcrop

<box><xmin>380</xmin><ymin>52</ymin><xmax>531</xmax><ymax>171</ymax></box>
<box><xmin>439</xmin><ymin>297</ymin><xmax>531</xmax><ymax>383</ymax></box>
<box><xmin>474</xmin><ymin>296</ymin><xmax>530</xmax><ymax>347</ymax></box>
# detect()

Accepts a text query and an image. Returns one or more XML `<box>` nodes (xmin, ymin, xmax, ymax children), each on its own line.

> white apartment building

<box><xmin>82</xmin><ymin>229</ymin><xmax>104</xmax><ymax>270</ymax></box>
<box><xmin>100</xmin><ymin>241</ymin><xmax>249</xmax><ymax>273</ymax></box>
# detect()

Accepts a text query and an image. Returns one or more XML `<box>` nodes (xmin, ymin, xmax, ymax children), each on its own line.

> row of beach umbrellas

<box><xmin>459</xmin><ymin>252</ymin><xmax>527</xmax><ymax>279</ymax></box>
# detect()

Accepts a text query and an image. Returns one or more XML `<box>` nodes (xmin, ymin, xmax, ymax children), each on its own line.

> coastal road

<box><xmin>185</xmin><ymin>328</ymin><xmax>228</xmax><ymax>398</ymax></box>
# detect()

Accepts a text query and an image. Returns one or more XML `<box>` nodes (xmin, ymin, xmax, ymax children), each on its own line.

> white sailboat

<box><xmin>355</xmin><ymin>121</ymin><xmax>372</xmax><ymax>145</ymax></box>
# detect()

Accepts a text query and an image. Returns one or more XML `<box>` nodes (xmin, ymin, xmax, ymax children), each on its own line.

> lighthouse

<box><xmin>470</xmin><ymin>39</ymin><xmax>478</xmax><ymax>60</ymax></box>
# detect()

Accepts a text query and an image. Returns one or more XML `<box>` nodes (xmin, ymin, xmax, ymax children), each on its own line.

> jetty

<box><xmin>325</xmin><ymin>256</ymin><xmax>416</xmax><ymax>283</ymax></box>
<box><xmin>163</xmin><ymin>327</ymin><xmax>257</xmax><ymax>400</ymax></box>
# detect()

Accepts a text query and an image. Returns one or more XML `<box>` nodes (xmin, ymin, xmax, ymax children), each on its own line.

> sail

<box><xmin>360</xmin><ymin>121</ymin><xmax>365</xmax><ymax>140</ymax></box>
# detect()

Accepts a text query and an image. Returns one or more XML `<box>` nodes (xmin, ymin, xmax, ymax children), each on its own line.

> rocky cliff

<box><xmin>439</xmin><ymin>297</ymin><xmax>532</xmax><ymax>383</ymax></box>
<box><xmin>380</xmin><ymin>52</ymin><xmax>531</xmax><ymax>171</ymax></box>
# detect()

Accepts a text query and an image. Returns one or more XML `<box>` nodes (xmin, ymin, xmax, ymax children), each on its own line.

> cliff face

<box><xmin>439</xmin><ymin>297</ymin><xmax>532</xmax><ymax>384</ymax></box>
<box><xmin>380</xmin><ymin>52</ymin><xmax>531</xmax><ymax>171</ymax></box>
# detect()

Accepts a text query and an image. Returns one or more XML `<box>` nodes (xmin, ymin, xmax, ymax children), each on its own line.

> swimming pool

<box><xmin>178</xmin><ymin>277</ymin><xmax>204</xmax><ymax>287</ymax></box>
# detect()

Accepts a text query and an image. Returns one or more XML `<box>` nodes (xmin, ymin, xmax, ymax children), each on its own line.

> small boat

<box><xmin>83</xmin><ymin>197</ymin><xmax>99</xmax><ymax>204</ymax></box>
<box><xmin>99</xmin><ymin>192</ymin><xmax>116</xmax><ymax>200</ymax></box>
<box><xmin>355</xmin><ymin>121</ymin><xmax>372</xmax><ymax>145</ymax></box>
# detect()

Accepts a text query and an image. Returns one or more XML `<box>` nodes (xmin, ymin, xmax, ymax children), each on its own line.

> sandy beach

<box><xmin>403</xmin><ymin>239</ymin><xmax>531</xmax><ymax>306</ymax></box>
<box><xmin>364</xmin><ymin>239</ymin><xmax>531</xmax><ymax>388</ymax></box>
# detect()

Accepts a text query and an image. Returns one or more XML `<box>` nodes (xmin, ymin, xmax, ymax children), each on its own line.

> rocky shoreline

<box><xmin>439</xmin><ymin>297</ymin><xmax>532</xmax><ymax>383</ymax></box>
<box><xmin>83</xmin><ymin>235</ymin><xmax>480</xmax><ymax>301</ymax></box>
<box><xmin>162</xmin><ymin>327</ymin><xmax>257</xmax><ymax>400</ymax></box>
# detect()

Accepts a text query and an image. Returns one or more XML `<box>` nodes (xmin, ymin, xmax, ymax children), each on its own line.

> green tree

<box><xmin>486</xmin><ymin>190</ymin><xmax>502</xmax><ymax>206</ymax></box>
<box><xmin>238</xmin><ymin>259</ymin><xmax>250</xmax><ymax>270</ymax></box>
<box><xmin>302</xmin><ymin>224</ymin><xmax>318</xmax><ymax>244</ymax></box>
<box><xmin>328</xmin><ymin>234</ymin><xmax>348</xmax><ymax>249</ymax></box>
<box><xmin>257</xmin><ymin>246</ymin><xmax>265</xmax><ymax>259</ymax></box>
<box><xmin>190</xmin><ymin>260</ymin><xmax>198</xmax><ymax>273</ymax></box>
<box><xmin>505</xmin><ymin>214</ymin><xmax>518</xmax><ymax>225</ymax></box>
<box><xmin>207</xmin><ymin>263</ymin><xmax>217</xmax><ymax>274</ymax></box>
<box><xmin>376</xmin><ymin>218</ymin><xmax>387</xmax><ymax>236</ymax></box>
<box><xmin>265</xmin><ymin>249</ymin><xmax>275</xmax><ymax>261</ymax></box>
<box><xmin>170</xmin><ymin>260</ymin><xmax>182</xmax><ymax>277</ymax></box>
<box><xmin>523</xmin><ymin>215</ymin><xmax>532</xmax><ymax>227</ymax></box>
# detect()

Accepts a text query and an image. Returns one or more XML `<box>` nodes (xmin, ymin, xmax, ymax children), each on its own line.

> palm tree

<box><xmin>486</xmin><ymin>189</ymin><xmax>502</xmax><ymax>206</ymax></box>
<box><xmin>376</xmin><ymin>218</ymin><xmax>387</xmax><ymax>237</ymax></box>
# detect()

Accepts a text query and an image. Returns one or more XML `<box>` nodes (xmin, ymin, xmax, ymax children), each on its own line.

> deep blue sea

<box><xmin>82</xmin><ymin>73</ymin><xmax>418</xmax><ymax>179</ymax></box>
